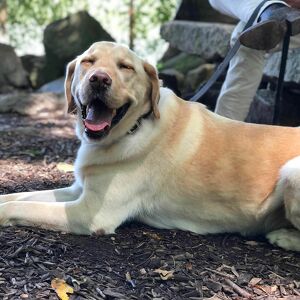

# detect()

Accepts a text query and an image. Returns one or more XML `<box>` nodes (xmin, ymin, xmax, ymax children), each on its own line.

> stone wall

<box><xmin>0</xmin><ymin>44</ymin><xmax>29</xmax><ymax>93</ymax></box>
<box><xmin>159</xmin><ymin>1</ymin><xmax>300</xmax><ymax>126</ymax></box>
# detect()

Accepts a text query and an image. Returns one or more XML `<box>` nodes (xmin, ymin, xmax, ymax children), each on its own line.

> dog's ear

<box><xmin>65</xmin><ymin>58</ymin><xmax>77</xmax><ymax>114</ymax></box>
<box><xmin>143</xmin><ymin>62</ymin><xmax>160</xmax><ymax>119</ymax></box>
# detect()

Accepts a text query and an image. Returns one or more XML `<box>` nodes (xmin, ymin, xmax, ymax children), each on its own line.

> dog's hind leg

<box><xmin>0</xmin><ymin>183</ymin><xmax>82</xmax><ymax>204</ymax></box>
<box><xmin>266</xmin><ymin>156</ymin><xmax>300</xmax><ymax>251</ymax></box>
<box><xmin>267</xmin><ymin>229</ymin><xmax>300</xmax><ymax>251</ymax></box>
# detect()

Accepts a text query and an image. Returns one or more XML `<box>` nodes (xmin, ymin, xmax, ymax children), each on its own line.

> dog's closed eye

<box><xmin>81</xmin><ymin>58</ymin><xmax>95</xmax><ymax>67</ymax></box>
<box><xmin>118</xmin><ymin>61</ymin><xmax>135</xmax><ymax>71</ymax></box>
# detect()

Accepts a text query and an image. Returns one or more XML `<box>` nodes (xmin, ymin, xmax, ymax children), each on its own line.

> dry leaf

<box><xmin>270</xmin><ymin>285</ymin><xmax>278</xmax><ymax>293</ymax></box>
<box><xmin>56</xmin><ymin>162</ymin><xmax>74</xmax><ymax>173</ymax></box>
<box><xmin>245</xmin><ymin>240</ymin><xmax>259</xmax><ymax>246</ymax></box>
<box><xmin>140</xmin><ymin>268</ymin><xmax>147</xmax><ymax>275</ymax></box>
<box><xmin>143</xmin><ymin>231</ymin><xmax>161</xmax><ymax>240</ymax></box>
<box><xmin>125</xmin><ymin>272</ymin><xmax>132</xmax><ymax>282</ymax></box>
<box><xmin>249</xmin><ymin>277</ymin><xmax>262</xmax><ymax>286</ymax></box>
<box><xmin>51</xmin><ymin>278</ymin><xmax>74</xmax><ymax>300</ymax></box>
<box><xmin>154</xmin><ymin>268</ymin><xmax>174</xmax><ymax>280</ymax></box>
<box><xmin>185</xmin><ymin>262</ymin><xmax>193</xmax><ymax>271</ymax></box>
<box><xmin>125</xmin><ymin>272</ymin><xmax>136</xmax><ymax>288</ymax></box>
<box><xmin>255</xmin><ymin>284</ymin><xmax>278</xmax><ymax>295</ymax></box>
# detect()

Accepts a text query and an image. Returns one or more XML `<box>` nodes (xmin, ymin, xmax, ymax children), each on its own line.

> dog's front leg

<box><xmin>0</xmin><ymin>197</ymin><xmax>91</xmax><ymax>234</ymax></box>
<box><xmin>0</xmin><ymin>183</ymin><xmax>82</xmax><ymax>204</ymax></box>
<box><xmin>0</xmin><ymin>188</ymin><xmax>132</xmax><ymax>235</ymax></box>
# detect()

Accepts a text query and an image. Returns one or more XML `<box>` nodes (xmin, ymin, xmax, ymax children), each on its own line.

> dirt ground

<box><xmin>0</xmin><ymin>109</ymin><xmax>299</xmax><ymax>300</ymax></box>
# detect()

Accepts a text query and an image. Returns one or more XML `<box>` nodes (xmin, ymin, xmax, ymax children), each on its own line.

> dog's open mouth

<box><xmin>83</xmin><ymin>100</ymin><xmax>130</xmax><ymax>139</ymax></box>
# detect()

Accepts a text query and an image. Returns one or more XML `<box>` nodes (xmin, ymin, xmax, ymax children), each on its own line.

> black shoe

<box><xmin>239</xmin><ymin>4</ymin><xmax>300</xmax><ymax>50</ymax></box>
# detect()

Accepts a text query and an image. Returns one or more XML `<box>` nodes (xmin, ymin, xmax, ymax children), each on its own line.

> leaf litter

<box><xmin>0</xmin><ymin>111</ymin><xmax>300</xmax><ymax>299</ymax></box>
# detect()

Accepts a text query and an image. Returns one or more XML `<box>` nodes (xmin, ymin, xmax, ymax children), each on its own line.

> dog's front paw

<box><xmin>0</xmin><ymin>194</ymin><xmax>14</xmax><ymax>204</ymax></box>
<box><xmin>267</xmin><ymin>228</ymin><xmax>300</xmax><ymax>251</ymax></box>
<box><xmin>0</xmin><ymin>203</ymin><xmax>14</xmax><ymax>227</ymax></box>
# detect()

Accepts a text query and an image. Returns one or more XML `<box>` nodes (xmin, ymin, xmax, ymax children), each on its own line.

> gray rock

<box><xmin>160</xmin><ymin>46</ymin><xmax>181</xmax><ymax>62</ymax></box>
<box><xmin>246</xmin><ymin>88</ymin><xmax>300</xmax><ymax>126</ymax></box>
<box><xmin>38</xmin><ymin>77</ymin><xmax>65</xmax><ymax>94</ymax></box>
<box><xmin>159</xmin><ymin>52</ymin><xmax>205</xmax><ymax>74</ymax></box>
<box><xmin>161</xmin><ymin>21</ymin><xmax>234</xmax><ymax>59</ymax></box>
<box><xmin>0</xmin><ymin>92</ymin><xmax>65</xmax><ymax>116</ymax></box>
<box><xmin>184</xmin><ymin>63</ymin><xmax>215</xmax><ymax>92</ymax></box>
<box><xmin>43</xmin><ymin>11</ymin><xmax>114</xmax><ymax>82</ymax></box>
<box><xmin>245</xmin><ymin>89</ymin><xmax>275</xmax><ymax>125</ymax></box>
<box><xmin>264</xmin><ymin>48</ymin><xmax>300</xmax><ymax>84</ymax></box>
<box><xmin>20</xmin><ymin>55</ymin><xmax>47</xmax><ymax>89</ymax></box>
<box><xmin>159</xmin><ymin>68</ymin><xmax>185</xmax><ymax>91</ymax></box>
<box><xmin>0</xmin><ymin>43</ymin><xmax>29</xmax><ymax>93</ymax></box>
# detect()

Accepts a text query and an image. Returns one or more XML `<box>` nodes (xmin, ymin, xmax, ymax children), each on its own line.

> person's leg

<box><xmin>214</xmin><ymin>22</ymin><xmax>266</xmax><ymax>120</ymax></box>
<box><xmin>215</xmin><ymin>31</ymin><xmax>300</xmax><ymax>121</ymax></box>
<box><xmin>210</xmin><ymin>1</ymin><xmax>300</xmax><ymax>120</ymax></box>
<box><xmin>208</xmin><ymin>0</ymin><xmax>286</xmax><ymax>23</ymax></box>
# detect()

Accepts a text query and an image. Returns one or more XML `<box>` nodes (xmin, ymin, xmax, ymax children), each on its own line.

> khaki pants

<box><xmin>209</xmin><ymin>0</ymin><xmax>300</xmax><ymax>121</ymax></box>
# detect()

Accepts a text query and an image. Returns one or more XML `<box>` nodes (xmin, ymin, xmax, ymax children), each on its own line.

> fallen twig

<box><xmin>224</xmin><ymin>278</ymin><xmax>252</xmax><ymax>299</ymax></box>
<box><xmin>205</xmin><ymin>268</ymin><xmax>235</xmax><ymax>280</ymax></box>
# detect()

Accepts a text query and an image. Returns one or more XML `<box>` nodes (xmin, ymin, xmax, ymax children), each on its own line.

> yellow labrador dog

<box><xmin>1</xmin><ymin>41</ymin><xmax>300</xmax><ymax>251</ymax></box>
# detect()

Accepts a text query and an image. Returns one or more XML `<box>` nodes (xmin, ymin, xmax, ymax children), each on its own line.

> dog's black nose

<box><xmin>89</xmin><ymin>71</ymin><xmax>112</xmax><ymax>87</ymax></box>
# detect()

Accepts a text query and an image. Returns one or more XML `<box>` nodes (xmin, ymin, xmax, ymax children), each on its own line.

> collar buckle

<box><xmin>127</xmin><ymin>119</ymin><xmax>141</xmax><ymax>135</ymax></box>
<box><xmin>127</xmin><ymin>109</ymin><xmax>153</xmax><ymax>135</ymax></box>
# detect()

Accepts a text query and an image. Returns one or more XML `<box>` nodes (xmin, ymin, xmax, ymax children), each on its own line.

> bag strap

<box><xmin>273</xmin><ymin>23</ymin><xmax>291</xmax><ymax>124</ymax></box>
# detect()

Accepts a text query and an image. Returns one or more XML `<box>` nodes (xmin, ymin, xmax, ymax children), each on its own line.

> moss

<box><xmin>159</xmin><ymin>52</ymin><xmax>204</xmax><ymax>74</ymax></box>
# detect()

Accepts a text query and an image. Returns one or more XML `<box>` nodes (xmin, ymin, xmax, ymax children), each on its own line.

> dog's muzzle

<box><xmin>81</xmin><ymin>99</ymin><xmax>130</xmax><ymax>139</ymax></box>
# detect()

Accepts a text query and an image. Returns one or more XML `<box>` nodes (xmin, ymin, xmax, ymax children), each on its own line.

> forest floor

<box><xmin>0</xmin><ymin>109</ymin><xmax>299</xmax><ymax>300</ymax></box>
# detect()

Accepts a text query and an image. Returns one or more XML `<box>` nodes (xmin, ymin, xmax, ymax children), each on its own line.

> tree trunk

<box><xmin>129</xmin><ymin>0</ymin><xmax>135</xmax><ymax>50</ymax></box>
<box><xmin>0</xmin><ymin>0</ymin><xmax>7</xmax><ymax>32</ymax></box>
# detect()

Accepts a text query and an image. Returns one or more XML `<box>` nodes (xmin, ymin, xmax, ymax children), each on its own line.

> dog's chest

<box><xmin>76</xmin><ymin>154</ymin><xmax>158</xmax><ymax>203</ymax></box>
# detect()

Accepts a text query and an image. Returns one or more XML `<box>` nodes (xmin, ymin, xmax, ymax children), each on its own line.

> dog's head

<box><xmin>65</xmin><ymin>41</ymin><xmax>160</xmax><ymax>144</ymax></box>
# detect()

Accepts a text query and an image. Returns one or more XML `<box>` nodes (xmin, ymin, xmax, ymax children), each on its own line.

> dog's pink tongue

<box><xmin>84</xmin><ymin>102</ymin><xmax>113</xmax><ymax>132</ymax></box>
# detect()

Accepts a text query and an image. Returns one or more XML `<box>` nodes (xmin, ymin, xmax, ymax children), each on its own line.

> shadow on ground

<box><xmin>0</xmin><ymin>112</ymin><xmax>299</xmax><ymax>300</ymax></box>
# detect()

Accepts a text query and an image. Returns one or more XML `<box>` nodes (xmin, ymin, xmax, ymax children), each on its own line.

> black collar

<box><xmin>80</xmin><ymin>103</ymin><xmax>87</xmax><ymax>119</ymax></box>
<box><xmin>127</xmin><ymin>109</ymin><xmax>153</xmax><ymax>135</ymax></box>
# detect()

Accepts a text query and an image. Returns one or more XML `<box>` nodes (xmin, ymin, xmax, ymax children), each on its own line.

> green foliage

<box><xmin>5</xmin><ymin>0</ymin><xmax>177</xmax><ymax>57</ymax></box>
<box><xmin>8</xmin><ymin>0</ymin><xmax>74</xmax><ymax>26</ymax></box>
<box><xmin>7</xmin><ymin>0</ymin><xmax>88</xmax><ymax>46</ymax></box>
<box><xmin>125</xmin><ymin>0</ymin><xmax>177</xmax><ymax>49</ymax></box>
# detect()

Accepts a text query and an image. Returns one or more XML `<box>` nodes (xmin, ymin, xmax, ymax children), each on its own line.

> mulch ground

<box><xmin>0</xmin><ymin>109</ymin><xmax>299</xmax><ymax>300</ymax></box>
